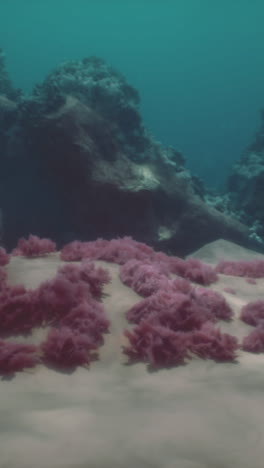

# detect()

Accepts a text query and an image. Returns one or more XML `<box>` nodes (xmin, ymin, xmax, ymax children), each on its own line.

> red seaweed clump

<box><xmin>0</xmin><ymin>235</ymin><xmax>248</xmax><ymax>374</ymax></box>
<box><xmin>41</xmin><ymin>326</ymin><xmax>98</xmax><ymax>368</ymax></box>
<box><xmin>123</xmin><ymin>319</ymin><xmax>238</xmax><ymax>368</ymax></box>
<box><xmin>240</xmin><ymin>300</ymin><xmax>264</xmax><ymax>326</ymax></box>
<box><xmin>0</xmin><ymin>256</ymin><xmax>111</xmax><ymax>375</ymax></box>
<box><xmin>242</xmin><ymin>324</ymin><xmax>264</xmax><ymax>353</ymax></box>
<box><xmin>0</xmin><ymin>284</ymin><xmax>37</xmax><ymax>335</ymax></box>
<box><xmin>34</xmin><ymin>261</ymin><xmax>110</xmax><ymax>370</ymax></box>
<box><xmin>123</xmin><ymin>263</ymin><xmax>236</xmax><ymax>368</ymax></box>
<box><xmin>189</xmin><ymin>322</ymin><xmax>239</xmax><ymax>361</ymax></box>
<box><xmin>60</xmin><ymin>239</ymin><xmax>108</xmax><ymax>261</ymax></box>
<box><xmin>123</xmin><ymin>320</ymin><xmax>190</xmax><ymax>367</ymax></box>
<box><xmin>61</xmin><ymin>237</ymin><xmax>218</xmax><ymax>287</ymax></box>
<box><xmin>240</xmin><ymin>301</ymin><xmax>264</xmax><ymax>354</ymax></box>
<box><xmin>215</xmin><ymin>259</ymin><xmax>264</xmax><ymax>278</ymax></box>
<box><xmin>0</xmin><ymin>341</ymin><xmax>38</xmax><ymax>375</ymax></box>
<box><xmin>119</xmin><ymin>259</ymin><xmax>170</xmax><ymax>297</ymax></box>
<box><xmin>32</xmin><ymin>274</ymin><xmax>91</xmax><ymax>325</ymax></box>
<box><xmin>126</xmin><ymin>289</ymin><xmax>213</xmax><ymax>331</ymax></box>
<box><xmin>193</xmin><ymin>288</ymin><xmax>233</xmax><ymax>321</ymax></box>
<box><xmin>174</xmin><ymin>257</ymin><xmax>218</xmax><ymax>285</ymax></box>
<box><xmin>12</xmin><ymin>234</ymin><xmax>56</xmax><ymax>257</ymax></box>
<box><xmin>60</xmin><ymin>236</ymin><xmax>155</xmax><ymax>263</ymax></box>
<box><xmin>58</xmin><ymin>260</ymin><xmax>111</xmax><ymax>300</ymax></box>
<box><xmin>60</xmin><ymin>301</ymin><xmax>110</xmax><ymax>346</ymax></box>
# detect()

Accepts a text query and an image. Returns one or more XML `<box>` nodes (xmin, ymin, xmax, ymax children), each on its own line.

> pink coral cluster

<box><xmin>60</xmin><ymin>237</ymin><xmax>228</xmax><ymax>369</ymax></box>
<box><xmin>12</xmin><ymin>234</ymin><xmax>56</xmax><ymax>257</ymax></box>
<box><xmin>121</xmin><ymin>255</ymin><xmax>236</xmax><ymax>368</ymax></box>
<box><xmin>0</xmin><ymin>269</ymin><xmax>39</xmax><ymax>375</ymax></box>
<box><xmin>0</xmin><ymin>341</ymin><xmax>38</xmax><ymax>375</ymax></box>
<box><xmin>215</xmin><ymin>258</ymin><xmax>264</xmax><ymax>278</ymax></box>
<box><xmin>0</xmin><ymin>241</ymin><xmax>111</xmax><ymax>375</ymax></box>
<box><xmin>2</xmin><ymin>233</ymin><xmax>264</xmax><ymax>374</ymax></box>
<box><xmin>61</xmin><ymin>237</ymin><xmax>218</xmax><ymax>285</ymax></box>
<box><xmin>240</xmin><ymin>300</ymin><xmax>264</xmax><ymax>353</ymax></box>
<box><xmin>33</xmin><ymin>260</ymin><xmax>110</xmax><ymax>369</ymax></box>
<box><xmin>60</xmin><ymin>236</ymin><xmax>154</xmax><ymax>263</ymax></box>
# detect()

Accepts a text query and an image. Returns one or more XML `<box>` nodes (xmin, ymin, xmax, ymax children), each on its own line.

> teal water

<box><xmin>1</xmin><ymin>0</ymin><xmax>263</xmax><ymax>188</ymax></box>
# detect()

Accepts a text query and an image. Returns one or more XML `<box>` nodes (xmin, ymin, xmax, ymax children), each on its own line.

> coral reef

<box><xmin>1</xmin><ymin>234</ymin><xmax>264</xmax><ymax>374</ymax></box>
<box><xmin>227</xmin><ymin>111</ymin><xmax>264</xmax><ymax>248</ymax></box>
<box><xmin>0</xmin><ymin>235</ymin><xmax>111</xmax><ymax>375</ymax></box>
<box><xmin>0</xmin><ymin>52</ymin><xmax>250</xmax><ymax>255</ymax></box>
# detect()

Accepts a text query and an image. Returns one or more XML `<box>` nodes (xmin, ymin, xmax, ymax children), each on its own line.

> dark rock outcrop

<box><xmin>227</xmin><ymin>111</ymin><xmax>264</xmax><ymax>247</ymax></box>
<box><xmin>0</xmin><ymin>55</ymin><xmax>252</xmax><ymax>255</ymax></box>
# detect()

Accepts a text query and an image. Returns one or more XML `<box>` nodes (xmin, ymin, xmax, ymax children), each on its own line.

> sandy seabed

<box><xmin>1</xmin><ymin>239</ymin><xmax>264</xmax><ymax>468</ymax></box>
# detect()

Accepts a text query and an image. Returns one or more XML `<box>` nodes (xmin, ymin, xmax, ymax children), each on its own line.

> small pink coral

<box><xmin>12</xmin><ymin>234</ymin><xmax>56</xmax><ymax>257</ymax></box>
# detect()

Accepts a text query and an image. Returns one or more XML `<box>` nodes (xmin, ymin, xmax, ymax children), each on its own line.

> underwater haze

<box><xmin>1</xmin><ymin>0</ymin><xmax>264</xmax><ymax>189</ymax></box>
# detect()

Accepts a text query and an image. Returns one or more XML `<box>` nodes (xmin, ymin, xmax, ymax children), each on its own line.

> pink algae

<box><xmin>0</xmin><ymin>245</ymin><xmax>111</xmax><ymax>374</ymax></box>
<box><xmin>242</xmin><ymin>324</ymin><xmax>264</xmax><ymax>353</ymax></box>
<box><xmin>41</xmin><ymin>327</ymin><xmax>98</xmax><ymax>368</ymax></box>
<box><xmin>240</xmin><ymin>300</ymin><xmax>264</xmax><ymax>327</ymax></box>
<box><xmin>61</xmin><ymin>237</ymin><xmax>218</xmax><ymax>285</ymax></box>
<box><xmin>0</xmin><ymin>341</ymin><xmax>38</xmax><ymax>375</ymax></box>
<box><xmin>12</xmin><ymin>234</ymin><xmax>56</xmax><ymax>257</ymax></box>
<box><xmin>215</xmin><ymin>259</ymin><xmax>264</xmax><ymax>278</ymax></box>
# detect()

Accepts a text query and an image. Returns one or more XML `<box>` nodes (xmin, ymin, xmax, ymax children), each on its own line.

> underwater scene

<box><xmin>1</xmin><ymin>2</ymin><xmax>264</xmax><ymax>468</ymax></box>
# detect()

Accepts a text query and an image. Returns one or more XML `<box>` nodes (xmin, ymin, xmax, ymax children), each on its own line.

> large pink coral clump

<box><xmin>123</xmin><ymin>274</ymin><xmax>236</xmax><ymax>368</ymax></box>
<box><xmin>126</xmin><ymin>289</ymin><xmax>213</xmax><ymax>330</ymax></box>
<box><xmin>0</xmin><ymin>245</ymin><xmax>111</xmax><ymax>375</ymax></box>
<box><xmin>32</xmin><ymin>261</ymin><xmax>111</xmax><ymax>369</ymax></box>
<box><xmin>0</xmin><ymin>233</ymin><xmax>253</xmax><ymax>374</ymax></box>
